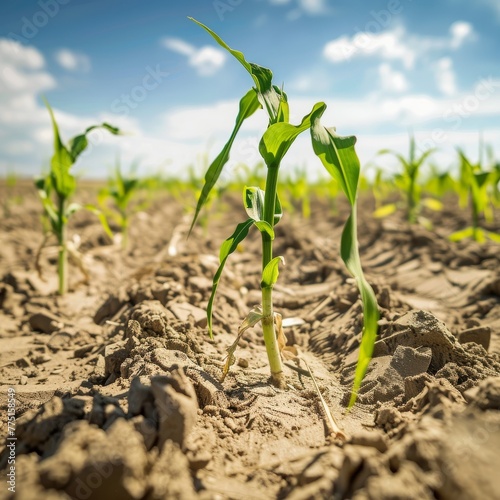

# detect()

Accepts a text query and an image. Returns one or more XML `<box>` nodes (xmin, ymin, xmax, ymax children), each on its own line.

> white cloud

<box><xmin>378</xmin><ymin>63</ymin><xmax>408</xmax><ymax>92</ymax></box>
<box><xmin>0</xmin><ymin>38</ymin><xmax>142</xmax><ymax>177</ymax></box>
<box><xmin>268</xmin><ymin>0</ymin><xmax>329</xmax><ymax>19</ymax></box>
<box><xmin>161</xmin><ymin>78</ymin><xmax>500</xmax><ymax>145</ymax></box>
<box><xmin>0</xmin><ymin>39</ymin><xmax>44</xmax><ymax>69</ymax></box>
<box><xmin>298</xmin><ymin>0</ymin><xmax>328</xmax><ymax>15</ymax></box>
<box><xmin>55</xmin><ymin>49</ymin><xmax>91</xmax><ymax>72</ymax></box>
<box><xmin>435</xmin><ymin>57</ymin><xmax>457</xmax><ymax>96</ymax></box>
<box><xmin>324</xmin><ymin>27</ymin><xmax>415</xmax><ymax>68</ymax></box>
<box><xmin>450</xmin><ymin>21</ymin><xmax>474</xmax><ymax>48</ymax></box>
<box><xmin>162</xmin><ymin>37</ymin><xmax>226</xmax><ymax>76</ymax></box>
<box><xmin>323</xmin><ymin>22</ymin><xmax>475</xmax><ymax>68</ymax></box>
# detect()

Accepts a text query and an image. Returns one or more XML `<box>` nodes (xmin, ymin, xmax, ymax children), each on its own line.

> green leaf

<box><xmin>243</xmin><ymin>186</ymin><xmax>280</xmax><ymax>237</ymax></box>
<box><xmin>207</xmin><ymin>219</ymin><xmax>254</xmax><ymax>338</ymax></box>
<box><xmin>244</xmin><ymin>185</ymin><xmax>281</xmax><ymax>226</ymax></box>
<box><xmin>449</xmin><ymin>227</ymin><xmax>474</xmax><ymax>242</ymax></box>
<box><xmin>35</xmin><ymin>175</ymin><xmax>59</xmax><ymax>229</ymax></box>
<box><xmin>261</xmin><ymin>256</ymin><xmax>284</xmax><ymax>289</ymax></box>
<box><xmin>310</xmin><ymin>105</ymin><xmax>359</xmax><ymax>206</ymax></box>
<box><xmin>421</xmin><ymin>198</ymin><xmax>443</xmax><ymax>211</ymax></box>
<box><xmin>69</xmin><ymin>124</ymin><xmax>121</xmax><ymax>162</ymax></box>
<box><xmin>244</xmin><ymin>186</ymin><xmax>265</xmax><ymax>221</ymax></box>
<box><xmin>341</xmin><ymin>210</ymin><xmax>379</xmax><ymax>407</ymax></box>
<box><xmin>274</xmin><ymin>192</ymin><xmax>283</xmax><ymax>224</ymax></box>
<box><xmin>65</xmin><ymin>203</ymin><xmax>114</xmax><ymax>240</ymax></box>
<box><xmin>189</xmin><ymin>17</ymin><xmax>282</xmax><ymax>123</ymax></box>
<box><xmin>373</xmin><ymin>203</ymin><xmax>397</xmax><ymax>218</ymax></box>
<box><xmin>189</xmin><ymin>88</ymin><xmax>261</xmax><ymax>235</ymax></box>
<box><xmin>486</xmin><ymin>231</ymin><xmax>500</xmax><ymax>243</ymax></box>
<box><xmin>84</xmin><ymin>204</ymin><xmax>114</xmax><ymax>240</ymax></box>
<box><xmin>253</xmin><ymin>220</ymin><xmax>274</xmax><ymax>239</ymax></box>
<box><xmin>43</xmin><ymin>98</ymin><xmax>76</xmax><ymax>199</ymax></box>
<box><xmin>310</xmin><ymin>106</ymin><xmax>379</xmax><ymax>407</ymax></box>
<box><xmin>259</xmin><ymin>102</ymin><xmax>324</xmax><ymax>168</ymax></box>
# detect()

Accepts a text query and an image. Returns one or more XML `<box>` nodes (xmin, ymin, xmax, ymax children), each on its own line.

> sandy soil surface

<box><xmin>1</xmin><ymin>182</ymin><xmax>500</xmax><ymax>500</ymax></box>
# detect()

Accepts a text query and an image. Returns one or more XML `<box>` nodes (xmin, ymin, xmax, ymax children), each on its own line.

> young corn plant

<box><xmin>279</xmin><ymin>167</ymin><xmax>311</xmax><ymax>219</ymax></box>
<box><xmin>374</xmin><ymin>135</ymin><xmax>439</xmax><ymax>226</ymax></box>
<box><xmin>98</xmin><ymin>161</ymin><xmax>144</xmax><ymax>249</ymax></box>
<box><xmin>450</xmin><ymin>148</ymin><xmax>500</xmax><ymax>243</ymax></box>
<box><xmin>188</xmin><ymin>18</ymin><xmax>379</xmax><ymax>404</ymax></box>
<box><xmin>2</xmin><ymin>170</ymin><xmax>19</xmax><ymax>217</ymax></box>
<box><xmin>36</xmin><ymin>99</ymin><xmax>120</xmax><ymax>294</ymax></box>
<box><xmin>423</xmin><ymin>163</ymin><xmax>457</xmax><ymax>199</ymax></box>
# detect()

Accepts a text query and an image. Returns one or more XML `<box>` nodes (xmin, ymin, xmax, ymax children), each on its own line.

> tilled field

<box><xmin>1</xmin><ymin>184</ymin><xmax>500</xmax><ymax>500</ymax></box>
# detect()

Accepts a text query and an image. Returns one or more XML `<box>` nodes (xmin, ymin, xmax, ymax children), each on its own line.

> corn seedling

<box><xmin>188</xmin><ymin>18</ymin><xmax>379</xmax><ymax>404</ymax></box>
<box><xmin>375</xmin><ymin>135</ymin><xmax>438</xmax><ymax>225</ymax></box>
<box><xmin>279</xmin><ymin>167</ymin><xmax>311</xmax><ymax>219</ymax></box>
<box><xmin>2</xmin><ymin>170</ymin><xmax>19</xmax><ymax>217</ymax></box>
<box><xmin>36</xmin><ymin>99</ymin><xmax>120</xmax><ymax>294</ymax></box>
<box><xmin>98</xmin><ymin>161</ymin><xmax>144</xmax><ymax>249</ymax></box>
<box><xmin>450</xmin><ymin>148</ymin><xmax>500</xmax><ymax>243</ymax></box>
<box><xmin>371</xmin><ymin>167</ymin><xmax>396</xmax><ymax>215</ymax></box>
<box><xmin>423</xmin><ymin>163</ymin><xmax>457</xmax><ymax>200</ymax></box>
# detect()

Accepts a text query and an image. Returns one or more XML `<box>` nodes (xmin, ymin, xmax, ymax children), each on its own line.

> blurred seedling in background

<box><xmin>374</xmin><ymin>134</ymin><xmax>440</xmax><ymax>228</ymax></box>
<box><xmin>2</xmin><ymin>170</ymin><xmax>21</xmax><ymax>217</ymax></box>
<box><xmin>423</xmin><ymin>163</ymin><xmax>458</xmax><ymax>200</ymax></box>
<box><xmin>98</xmin><ymin>160</ymin><xmax>148</xmax><ymax>250</ymax></box>
<box><xmin>35</xmin><ymin>99</ymin><xmax>120</xmax><ymax>294</ymax></box>
<box><xmin>450</xmin><ymin>145</ymin><xmax>500</xmax><ymax>243</ymax></box>
<box><xmin>188</xmin><ymin>18</ymin><xmax>379</xmax><ymax>406</ymax></box>
<box><xmin>279</xmin><ymin>166</ymin><xmax>311</xmax><ymax>219</ymax></box>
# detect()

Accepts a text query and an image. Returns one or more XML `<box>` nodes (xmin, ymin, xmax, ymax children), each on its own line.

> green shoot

<box><xmin>36</xmin><ymin>99</ymin><xmax>120</xmax><ymax>294</ymax></box>
<box><xmin>2</xmin><ymin>170</ymin><xmax>19</xmax><ymax>217</ymax></box>
<box><xmin>188</xmin><ymin>18</ymin><xmax>379</xmax><ymax>403</ymax></box>
<box><xmin>375</xmin><ymin>134</ymin><xmax>437</xmax><ymax>225</ymax></box>
<box><xmin>98</xmin><ymin>160</ymin><xmax>143</xmax><ymax>249</ymax></box>
<box><xmin>279</xmin><ymin>167</ymin><xmax>311</xmax><ymax>219</ymax></box>
<box><xmin>450</xmin><ymin>147</ymin><xmax>500</xmax><ymax>243</ymax></box>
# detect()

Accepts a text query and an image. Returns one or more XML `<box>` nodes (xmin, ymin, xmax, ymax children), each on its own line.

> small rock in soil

<box><xmin>29</xmin><ymin>309</ymin><xmax>64</xmax><ymax>334</ymax></box>
<box><xmin>151</xmin><ymin>369</ymin><xmax>198</xmax><ymax>450</ymax></box>
<box><xmin>458</xmin><ymin>326</ymin><xmax>491</xmax><ymax>351</ymax></box>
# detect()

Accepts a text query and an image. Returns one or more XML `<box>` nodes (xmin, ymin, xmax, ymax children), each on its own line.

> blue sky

<box><xmin>1</xmin><ymin>0</ymin><xmax>499</xmax><ymax>180</ymax></box>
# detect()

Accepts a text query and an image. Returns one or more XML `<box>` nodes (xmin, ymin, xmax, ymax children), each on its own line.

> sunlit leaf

<box><xmin>449</xmin><ymin>227</ymin><xmax>474</xmax><ymax>242</ymax></box>
<box><xmin>207</xmin><ymin>219</ymin><xmax>254</xmax><ymax>337</ymax></box>
<box><xmin>261</xmin><ymin>256</ymin><xmax>284</xmax><ymax>289</ymax></box>
<box><xmin>310</xmin><ymin>105</ymin><xmax>379</xmax><ymax>407</ymax></box>
<box><xmin>189</xmin><ymin>17</ymin><xmax>283</xmax><ymax>123</ymax></box>
<box><xmin>259</xmin><ymin>102</ymin><xmax>324</xmax><ymax>168</ymax></box>
<box><xmin>310</xmin><ymin>105</ymin><xmax>359</xmax><ymax>206</ymax></box>
<box><xmin>421</xmin><ymin>198</ymin><xmax>443</xmax><ymax>211</ymax></box>
<box><xmin>189</xmin><ymin>89</ymin><xmax>261</xmax><ymax>234</ymax></box>
<box><xmin>373</xmin><ymin>203</ymin><xmax>397</xmax><ymax>218</ymax></box>
<box><xmin>43</xmin><ymin>98</ymin><xmax>76</xmax><ymax>199</ymax></box>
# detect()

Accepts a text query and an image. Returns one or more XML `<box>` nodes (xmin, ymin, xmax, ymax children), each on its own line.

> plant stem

<box><xmin>408</xmin><ymin>173</ymin><xmax>417</xmax><ymax>224</ymax></box>
<box><xmin>472</xmin><ymin>198</ymin><xmax>480</xmax><ymax>242</ymax></box>
<box><xmin>57</xmin><ymin>197</ymin><xmax>68</xmax><ymax>295</ymax></box>
<box><xmin>261</xmin><ymin>164</ymin><xmax>285</xmax><ymax>388</ymax></box>
<box><xmin>121</xmin><ymin>211</ymin><xmax>129</xmax><ymax>250</ymax></box>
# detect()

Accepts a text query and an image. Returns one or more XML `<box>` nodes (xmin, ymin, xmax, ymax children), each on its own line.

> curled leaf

<box><xmin>221</xmin><ymin>305</ymin><xmax>263</xmax><ymax>381</ymax></box>
<box><xmin>261</xmin><ymin>256</ymin><xmax>285</xmax><ymax>289</ymax></box>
